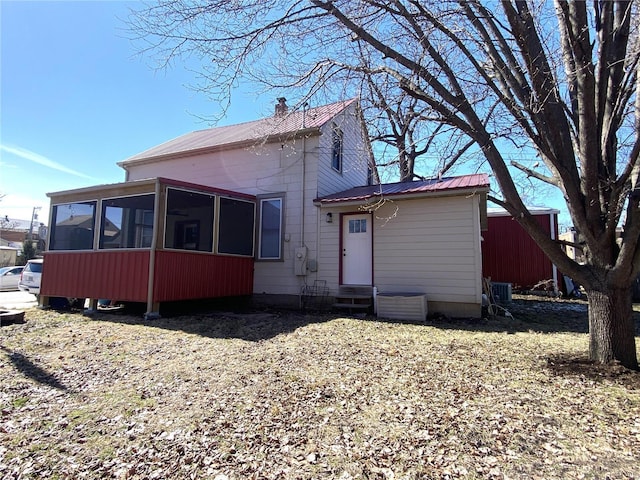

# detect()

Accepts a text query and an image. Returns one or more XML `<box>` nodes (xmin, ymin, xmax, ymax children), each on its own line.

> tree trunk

<box><xmin>587</xmin><ymin>287</ymin><xmax>638</xmax><ymax>370</ymax></box>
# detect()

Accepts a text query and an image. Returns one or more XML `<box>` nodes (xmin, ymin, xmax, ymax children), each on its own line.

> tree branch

<box><xmin>510</xmin><ymin>161</ymin><xmax>560</xmax><ymax>187</ymax></box>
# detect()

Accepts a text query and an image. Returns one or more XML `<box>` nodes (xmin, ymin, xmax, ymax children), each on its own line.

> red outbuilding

<box><xmin>481</xmin><ymin>207</ymin><xmax>559</xmax><ymax>293</ymax></box>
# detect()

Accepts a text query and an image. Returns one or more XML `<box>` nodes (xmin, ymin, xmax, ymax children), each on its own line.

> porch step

<box><xmin>333</xmin><ymin>285</ymin><xmax>373</xmax><ymax>313</ymax></box>
<box><xmin>336</xmin><ymin>294</ymin><xmax>371</xmax><ymax>300</ymax></box>
<box><xmin>333</xmin><ymin>302</ymin><xmax>372</xmax><ymax>309</ymax></box>
<box><xmin>338</xmin><ymin>285</ymin><xmax>373</xmax><ymax>296</ymax></box>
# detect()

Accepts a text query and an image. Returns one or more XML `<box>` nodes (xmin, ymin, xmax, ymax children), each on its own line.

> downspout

<box><xmin>145</xmin><ymin>179</ymin><xmax>161</xmax><ymax>319</ymax></box>
<box><xmin>301</xmin><ymin>102</ymin><xmax>309</xmax><ymax>248</ymax></box>
<box><xmin>551</xmin><ymin>212</ymin><xmax>559</xmax><ymax>295</ymax></box>
<box><xmin>474</xmin><ymin>195</ymin><xmax>484</xmax><ymax>305</ymax></box>
<box><xmin>301</xmin><ymin>136</ymin><xmax>306</xmax><ymax>248</ymax></box>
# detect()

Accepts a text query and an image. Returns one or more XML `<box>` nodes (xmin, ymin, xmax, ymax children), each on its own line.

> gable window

<box><xmin>331</xmin><ymin>123</ymin><xmax>343</xmax><ymax>173</ymax></box>
<box><xmin>49</xmin><ymin>201</ymin><xmax>97</xmax><ymax>250</ymax></box>
<box><xmin>99</xmin><ymin>194</ymin><xmax>154</xmax><ymax>249</ymax></box>
<box><xmin>258</xmin><ymin>196</ymin><xmax>283</xmax><ymax>260</ymax></box>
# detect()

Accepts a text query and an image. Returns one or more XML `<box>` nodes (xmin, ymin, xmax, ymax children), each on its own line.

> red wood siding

<box><xmin>481</xmin><ymin>213</ymin><xmax>557</xmax><ymax>289</ymax></box>
<box><xmin>153</xmin><ymin>251</ymin><xmax>254</xmax><ymax>302</ymax></box>
<box><xmin>41</xmin><ymin>251</ymin><xmax>150</xmax><ymax>302</ymax></box>
<box><xmin>41</xmin><ymin>250</ymin><xmax>254</xmax><ymax>303</ymax></box>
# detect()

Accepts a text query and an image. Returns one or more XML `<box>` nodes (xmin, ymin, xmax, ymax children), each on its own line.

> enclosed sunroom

<box><xmin>41</xmin><ymin>178</ymin><xmax>256</xmax><ymax>317</ymax></box>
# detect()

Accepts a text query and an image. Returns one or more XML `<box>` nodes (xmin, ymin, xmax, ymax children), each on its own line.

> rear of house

<box><xmin>41</xmin><ymin>99</ymin><xmax>374</xmax><ymax>315</ymax></box>
<box><xmin>315</xmin><ymin>175</ymin><xmax>489</xmax><ymax>318</ymax></box>
<box><xmin>117</xmin><ymin>99</ymin><xmax>373</xmax><ymax>308</ymax></box>
<box><xmin>40</xmin><ymin>98</ymin><xmax>489</xmax><ymax>319</ymax></box>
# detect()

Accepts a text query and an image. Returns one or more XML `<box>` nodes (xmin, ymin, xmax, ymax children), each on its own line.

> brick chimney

<box><xmin>275</xmin><ymin>97</ymin><xmax>288</xmax><ymax>116</ymax></box>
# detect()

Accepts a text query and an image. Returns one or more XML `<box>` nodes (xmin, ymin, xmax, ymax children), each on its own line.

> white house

<box><xmin>43</xmin><ymin>98</ymin><xmax>489</xmax><ymax>318</ymax></box>
<box><xmin>315</xmin><ymin>175</ymin><xmax>489</xmax><ymax>317</ymax></box>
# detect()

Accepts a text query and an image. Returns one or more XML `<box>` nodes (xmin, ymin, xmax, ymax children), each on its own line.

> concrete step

<box><xmin>333</xmin><ymin>302</ymin><xmax>371</xmax><ymax>309</ymax></box>
<box><xmin>338</xmin><ymin>285</ymin><xmax>373</xmax><ymax>296</ymax></box>
<box><xmin>335</xmin><ymin>294</ymin><xmax>372</xmax><ymax>300</ymax></box>
<box><xmin>333</xmin><ymin>285</ymin><xmax>373</xmax><ymax>312</ymax></box>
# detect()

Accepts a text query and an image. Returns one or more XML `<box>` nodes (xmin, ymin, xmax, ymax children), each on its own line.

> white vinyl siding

<box><xmin>372</xmin><ymin>195</ymin><xmax>482</xmax><ymax>308</ymax></box>
<box><xmin>316</xmin><ymin>194</ymin><xmax>483</xmax><ymax>317</ymax></box>
<box><xmin>122</xmin><ymin>102</ymin><xmax>372</xmax><ymax>298</ymax></box>
<box><xmin>317</xmin><ymin>105</ymin><xmax>371</xmax><ymax>197</ymax></box>
<box><xmin>125</xmin><ymin>136</ymin><xmax>324</xmax><ymax>297</ymax></box>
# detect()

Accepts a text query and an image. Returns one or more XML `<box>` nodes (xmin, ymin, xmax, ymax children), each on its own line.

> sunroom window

<box><xmin>218</xmin><ymin>197</ymin><xmax>255</xmax><ymax>256</ymax></box>
<box><xmin>49</xmin><ymin>201</ymin><xmax>97</xmax><ymax>250</ymax></box>
<box><xmin>258</xmin><ymin>196</ymin><xmax>283</xmax><ymax>260</ymax></box>
<box><xmin>164</xmin><ymin>188</ymin><xmax>215</xmax><ymax>252</ymax></box>
<box><xmin>99</xmin><ymin>194</ymin><xmax>154</xmax><ymax>249</ymax></box>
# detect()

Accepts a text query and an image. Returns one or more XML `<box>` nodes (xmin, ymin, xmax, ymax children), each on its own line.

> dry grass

<box><xmin>1</xmin><ymin>297</ymin><xmax>639</xmax><ymax>479</ymax></box>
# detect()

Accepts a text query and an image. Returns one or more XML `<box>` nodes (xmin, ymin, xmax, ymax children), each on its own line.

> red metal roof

<box><xmin>121</xmin><ymin>99</ymin><xmax>358</xmax><ymax>164</ymax></box>
<box><xmin>315</xmin><ymin>173</ymin><xmax>490</xmax><ymax>205</ymax></box>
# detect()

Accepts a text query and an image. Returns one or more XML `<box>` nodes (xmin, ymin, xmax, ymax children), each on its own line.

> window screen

<box><xmin>100</xmin><ymin>194</ymin><xmax>154</xmax><ymax>249</ymax></box>
<box><xmin>218</xmin><ymin>197</ymin><xmax>255</xmax><ymax>256</ymax></box>
<box><xmin>49</xmin><ymin>201</ymin><xmax>97</xmax><ymax>250</ymax></box>
<box><xmin>164</xmin><ymin>188</ymin><xmax>215</xmax><ymax>252</ymax></box>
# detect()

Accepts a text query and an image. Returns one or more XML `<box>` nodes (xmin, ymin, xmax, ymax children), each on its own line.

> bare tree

<box><xmin>0</xmin><ymin>195</ymin><xmax>20</xmax><ymax>232</ymax></box>
<box><xmin>363</xmin><ymin>81</ymin><xmax>431</xmax><ymax>182</ymax></box>
<box><xmin>129</xmin><ymin>1</ymin><xmax>640</xmax><ymax>369</ymax></box>
<box><xmin>360</xmin><ymin>76</ymin><xmax>477</xmax><ymax>182</ymax></box>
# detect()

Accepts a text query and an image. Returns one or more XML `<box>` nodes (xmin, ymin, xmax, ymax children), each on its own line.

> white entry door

<box><xmin>342</xmin><ymin>213</ymin><xmax>372</xmax><ymax>285</ymax></box>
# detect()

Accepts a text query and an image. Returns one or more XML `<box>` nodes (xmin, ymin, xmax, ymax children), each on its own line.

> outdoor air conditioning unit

<box><xmin>491</xmin><ymin>282</ymin><xmax>512</xmax><ymax>304</ymax></box>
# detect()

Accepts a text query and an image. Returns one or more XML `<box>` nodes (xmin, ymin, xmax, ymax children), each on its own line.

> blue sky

<box><xmin>0</xmin><ymin>1</ymin><xmax>272</xmax><ymax>224</ymax></box>
<box><xmin>1</xmin><ymin>1</ymin><xmax>570</xmax><ymax>228</ymax></box>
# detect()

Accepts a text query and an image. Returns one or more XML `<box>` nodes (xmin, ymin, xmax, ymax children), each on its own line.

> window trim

<box><xmin>257</xmin><ymin>194</ymin><xmax>284</xmax><ymax>261</ymax></box>
<box><xmin>331</xmin><ymin>123</ymin><xmax>344</xmax><ymax>173</ymax></box>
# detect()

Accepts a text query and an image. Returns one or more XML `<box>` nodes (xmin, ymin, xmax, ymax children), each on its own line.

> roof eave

<box><xmin>47</xmin><ymin>178</ymin><xmax>159</xmax><ymax>199</ymax></box>
<box><xmin>314</xmin><ymin>185</ymin><xmax>490</xmax><ymax>207</ymax></box>
<box><xmin>118</xmin><ymin>127</ymin><xmax>322</xmax><ymax>169</ymax></box>
<box><xmin>487</xmin><ymin>207</ymin><xmax>561</xmax><ymax>217</ymax></box>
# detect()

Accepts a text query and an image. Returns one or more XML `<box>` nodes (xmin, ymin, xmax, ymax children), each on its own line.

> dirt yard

<box><xmin>1</xmin><ymin>296</ymin><xmax>639</xmax><ymax>479</ymax></box>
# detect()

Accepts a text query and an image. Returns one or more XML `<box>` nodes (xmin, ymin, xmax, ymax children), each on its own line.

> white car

<box><xmin>0</xmin><ymin>266</ymin><xmax>24</xmax><ymax>291</ymax></box>
<box><xmin>18</xmin><ymin>258</ymin><xmax>43</xmax><ymax>295</ymax></box>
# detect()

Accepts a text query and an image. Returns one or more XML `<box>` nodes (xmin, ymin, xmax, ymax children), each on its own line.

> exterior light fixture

<box><xmin>326</xmin><ymin>212</ymin><xmax>333</xmax><ymax>223</ymax></box>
